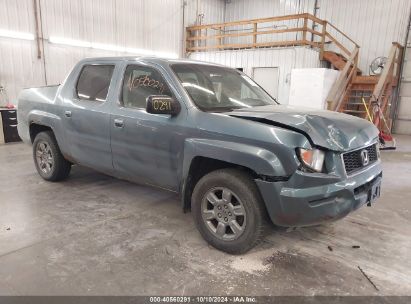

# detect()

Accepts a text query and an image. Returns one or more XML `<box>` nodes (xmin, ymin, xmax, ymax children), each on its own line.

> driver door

<box><xmin>110</xmin><ymin>64</ymin><xmax>186</xmax><ymax>191</ymax></box>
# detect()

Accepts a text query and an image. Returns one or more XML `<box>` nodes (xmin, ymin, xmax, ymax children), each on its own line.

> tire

<box><xmin>33</xmin><ymin>131</ymin><xmax>71</xmax><ymax>181</ymax></box>
<box><xmin>192</xmin><ymin>168</ymin><xmax>267</xmax><ymax>254</ymax></box>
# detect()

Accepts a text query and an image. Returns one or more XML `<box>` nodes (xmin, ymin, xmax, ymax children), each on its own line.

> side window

<box><xmin>76</xmin><ymin>65</ymin><xmax>114</xmax><ymax>102</ymax></box>
<box><xmin>122</xmin><ymin>65</ymin><xmax>172</xmax><ymax>109</ymax></box>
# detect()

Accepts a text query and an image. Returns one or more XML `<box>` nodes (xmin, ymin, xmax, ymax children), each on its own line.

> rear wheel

<box><xmin>192</xmin><ymin>168</ymin><xmax>266</xmax><ymax>254</ymax></box>
<box><xmin>33</xmin><ymin>131</ymin><xmax>71</xmax><ymax>181</ymax></box>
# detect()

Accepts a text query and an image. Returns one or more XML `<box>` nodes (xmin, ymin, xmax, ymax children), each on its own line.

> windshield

<box><xmin>171</xmin><ymin>63</ymin><xmax>276</xmax><ymax>111</ymax></box>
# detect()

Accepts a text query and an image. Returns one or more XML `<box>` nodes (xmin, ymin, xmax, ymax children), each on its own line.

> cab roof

<box><xmin>78</xmin><ymin>56</ymin><xmax>226</xmax><ymax>68</ymax></box>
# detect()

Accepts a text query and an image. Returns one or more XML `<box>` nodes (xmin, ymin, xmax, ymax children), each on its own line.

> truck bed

<box><xmin>17</xmin><ymin>85</ymin><xmax>60</xmax><ymax>144</ymax></box>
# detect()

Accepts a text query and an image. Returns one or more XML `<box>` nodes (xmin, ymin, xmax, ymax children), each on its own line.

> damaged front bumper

<box><xmin>255</xmin><ymin>161</ymin><xmax>382</xmax><ymax>227</ymax></box>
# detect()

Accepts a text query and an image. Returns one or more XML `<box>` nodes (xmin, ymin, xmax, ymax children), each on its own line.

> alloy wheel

<box><xmin>35</xmin><ymin>141</ymin><xmax>54</xmax><ymax>174</ymax></box>
<box><xmin>201</xmin><ymin>187</ymin><xmax>246</xmax><ymax>240</ymax></box>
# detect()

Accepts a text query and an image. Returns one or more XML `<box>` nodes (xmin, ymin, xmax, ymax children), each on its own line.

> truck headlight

<box><xmin>297</xmin><ymin>148</ymin><xmax>325</xmax><ymax>172</ymax></box>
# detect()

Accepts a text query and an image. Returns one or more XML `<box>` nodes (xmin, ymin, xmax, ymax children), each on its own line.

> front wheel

<box><xmin>191</xmin><ymin>168</ymin><xmax>267</xmax><ymax>254</ymax></box>
<box><xmin>33</xmin><ymin>131</ymin><xmax>71</xmax><ymax>181</ymax></box>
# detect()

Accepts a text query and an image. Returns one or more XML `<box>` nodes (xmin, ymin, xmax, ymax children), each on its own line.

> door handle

<box><xmin>65</xmin><ymin>110</ymin><xmax>72</xmax><ymax>118</ymax></box>
<box><xmin>114</xmin><ymin>118</ymin><xmax>124</xmax><ymax>128</ymax></box>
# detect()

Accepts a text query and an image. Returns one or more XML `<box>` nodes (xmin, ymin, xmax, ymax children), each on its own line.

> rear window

<box><xmin>76</xmin><ymin>65</ymin><xmax>114</xmax><ymax>102</ymax></box>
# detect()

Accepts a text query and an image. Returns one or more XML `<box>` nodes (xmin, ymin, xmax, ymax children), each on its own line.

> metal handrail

<box><xmin>368</xmin><ymin>43</ymin><xmax>403</xmax><ymax>131</ymax></box>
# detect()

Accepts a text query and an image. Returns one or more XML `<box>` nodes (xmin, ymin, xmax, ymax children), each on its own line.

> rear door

<box><xmin>62</xmin><ymin>63</ymin><xmax>116</xmax><ymax>173</ymax></box>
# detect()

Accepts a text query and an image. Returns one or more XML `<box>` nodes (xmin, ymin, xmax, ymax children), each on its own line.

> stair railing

<box><xmin>185</xmin><ymin>13</ymin><xmax>356</xmax><ymax>55</ymax></box>
<box><xmin>322</xmin><ymin>21</ymin><xmax>361</xmax><ymax>111</ymax></box>
<box><xmin>186</xmin><ymin>13</ymin><xmax>321</xmax><ymax>52</ymax></box>
<box><xmin>368</xmin><ymin>42</ymin><xmax>403</xmax><ymax>129</ymax></box>
<box><xmin>326</xmin><ymin>46</ymin><xmax>359</xmax><ymax>111</ymax></box>
<box><xmin>371</xmin><ymin>43</ymin><xmax>403</xmax><ymax>106</ymax></box>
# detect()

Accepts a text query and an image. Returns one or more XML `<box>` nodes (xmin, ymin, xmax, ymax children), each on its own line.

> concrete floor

<box><xmin>0</xmin><ymin>136</ymin><xmax>411</xmax><ymax>296</ymax></box>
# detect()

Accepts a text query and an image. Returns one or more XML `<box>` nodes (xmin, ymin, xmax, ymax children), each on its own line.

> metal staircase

<box><xmin>323</xmin><ymin>42</ymin><xmax>403</xmax><ymax>139</ymax></box>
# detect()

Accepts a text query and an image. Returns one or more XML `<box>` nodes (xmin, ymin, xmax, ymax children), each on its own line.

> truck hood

<box><xmin>227</xmin><ymin>105</ymin><xmax>379</xmax><ymax>152</ymax></box>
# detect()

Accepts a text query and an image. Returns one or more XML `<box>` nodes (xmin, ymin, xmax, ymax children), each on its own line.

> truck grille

<box><xmin>342</xmin><ymin>144</ymin><xmax>378</xmax><ymax>175</ymax></box>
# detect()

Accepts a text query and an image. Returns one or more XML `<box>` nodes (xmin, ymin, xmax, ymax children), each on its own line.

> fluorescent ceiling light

<box><xmin>0</xmin><ymin>29</ymin><xmax>35</xmax><ymax>40</ymax></box>
<box><xmin>49</xmin><ymin>37</ymin><xmax>91</xmax><ymax>48</ymax></box>
<box><xmin>49</xmin><ymin>36</ymin><xmax>178</xmax><ymax>59</ymax></box>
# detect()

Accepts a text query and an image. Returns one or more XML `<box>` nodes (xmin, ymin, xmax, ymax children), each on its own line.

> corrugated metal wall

<box><xmin>0</xmin><ymin>0</ymin><xmax>192</xmax><ymax>103</ymax></box>
<box><xmin>0</xmin><ymin>0</ymin><xmax>45</xmax><ymax>104</ymax></box>
<box><xmin>224</xmin><ymin>0</ymin><xmax>315</xmax><ymax>20</ymax></box>
<box><xmin>185</xmin><ymin>0</ymin><xmax>225</xmax><ymax>25</ymax></box>
<box><xmin>184</xmin><ymin>0</ymin><xmax>225</xmax><ymax>49</ymax></box>
<box><xmin>189</xmin><ymin>0</ymin><xmax>410</xmax><ymax>105</ymax></box>
<box><xmin>222</xmin><ymin>0</ymin><xmax>411</xmax><ymax>74</ymax></box>
<box><xmin>317</xmin><ymin>0</ymin><xmax>411</xmax><ymax>73</ymax></box>
<box><xmin>1</xmin><ymin>0</ymin><xmax>410</xmax><ymax>104</ymax></box>
<box><xmin>190</xmin><ymin>46</ymin><xmax>323</xmax><ymax>103</ymax></box>
<box><xmin>41</xmin><ymin>0</ymin><xmax>184</xmax><ymax>85</ymax></box>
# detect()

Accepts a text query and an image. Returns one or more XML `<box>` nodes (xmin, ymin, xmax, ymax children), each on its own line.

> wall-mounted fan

<box><xmin>369</xmin><ymin>56</ymin><xmax>388</xmax><ymax>75</ymax></box>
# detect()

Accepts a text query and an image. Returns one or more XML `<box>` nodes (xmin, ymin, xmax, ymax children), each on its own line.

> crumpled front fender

<box><xmin>180</xmin><ymin>138</ymin><xmax>297</xmax><ymax>210</ymax></box>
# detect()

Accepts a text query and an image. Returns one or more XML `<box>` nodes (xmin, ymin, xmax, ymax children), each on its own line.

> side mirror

<box><xmin>146</xmin><ymin>95</ymin><xmax>181</xmax><ymax>116</ymax></box>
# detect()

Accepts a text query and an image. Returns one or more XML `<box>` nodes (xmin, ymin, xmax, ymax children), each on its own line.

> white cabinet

<box><xmin>289</xmin><ymin>68</ymin><xmax>339</xmax><ymax>109</ymax></box>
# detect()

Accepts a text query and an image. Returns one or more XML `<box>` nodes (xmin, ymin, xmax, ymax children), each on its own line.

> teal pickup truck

<box><xmin>17</xmin><ymin>57</ymin><xmax>382</xmax><ymax>253</ymax></box>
